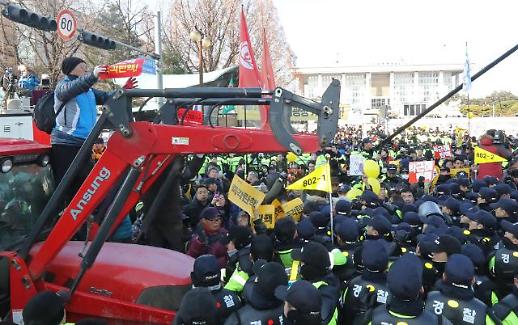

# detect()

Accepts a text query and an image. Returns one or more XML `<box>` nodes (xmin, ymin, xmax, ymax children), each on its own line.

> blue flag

<box><xmin>463</xmin><ymin>42</ymin><xmax>472</xmax><ymax>94</ymax></box>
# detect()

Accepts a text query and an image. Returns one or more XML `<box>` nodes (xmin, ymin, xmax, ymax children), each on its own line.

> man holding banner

<box><xmin>476</xmin><ymin>133</ymin><xmax>511</xmax><ymax>180</ymax></box>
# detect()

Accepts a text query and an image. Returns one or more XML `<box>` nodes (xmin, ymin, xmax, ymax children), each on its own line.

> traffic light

<box><xmin>78</xmin><ymin>31</ymin><xmax>116</xmax><ymax>50</ymax></box>
<box><xmin>2</xmin><ymin>4</ymin><xmax>57</xmax><ymax>32</ymax></box>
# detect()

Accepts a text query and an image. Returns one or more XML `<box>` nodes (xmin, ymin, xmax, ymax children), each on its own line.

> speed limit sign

<box><xmin>56</xmin><ymin>9</ymin><xmax>78</xmax><ymax>41</ymax></box>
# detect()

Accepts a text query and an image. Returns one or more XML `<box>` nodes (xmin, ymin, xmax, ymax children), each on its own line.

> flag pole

<box><xmin>329</xmin><ymin>191</ymin><xmax>334</xmax><ymax>245</ymax></box>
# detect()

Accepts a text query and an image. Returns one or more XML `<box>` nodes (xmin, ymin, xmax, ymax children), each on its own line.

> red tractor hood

<box><xmin>29</xmin><ymin>241</ymin><xmax>194</xmax><ymax>304</ymax></box>
<box><xmin>0</xmin><ymin>138</ymin><xmax>50</xmax><ymax>156</ymax></box>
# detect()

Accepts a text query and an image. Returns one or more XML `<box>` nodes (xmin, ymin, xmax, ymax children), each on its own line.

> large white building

<box><xmin>292</xmin><ymin>63</ymin><xmax>464</xmax><ymax>120</ymax></box>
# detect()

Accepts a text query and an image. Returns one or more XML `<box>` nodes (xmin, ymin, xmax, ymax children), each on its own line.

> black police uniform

<box><xmin>425</xmin><ymin>284</ymin><xmax>489</xmax><ymax>325</ymax></box>
<box><xmin>491</xmin><ymin>287</ymin><xmax>518</xmax><ymax>323</ymax></box>
<box><xmin>489</xmin><ymin>239</ymin><xmax>518</xmax><ymax>297</ymax></box>
<box><xmin>370</xmin><ymin>304</ymin><xmax>449</xmax><ymax>325</ymax></box>
<box><xmin>212</xmin><ymin>287</ymin><xmax>242</xmax><ymax>321</ymax></box>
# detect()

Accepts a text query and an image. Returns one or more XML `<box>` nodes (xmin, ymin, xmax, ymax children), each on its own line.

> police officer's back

<box><xmin>342</xmin><ymin>240</ymin><xmax>389</xmax><ymax>325</ymax></box>
<box><xmin>191</xmin><ymin>255</ymin><xmax>241</xmax><ymax>322</ymax></box>
<box><xmin>367</xmin><ymin>254</ymin><xmax>452</xmax><ymax>325</ymax></box>
<box><xmin>490</xmin><ymin>271</ymin><xmax>518</xmax><ymax>324</ymax></box>
<box><xmin>224</xmin><ymin>262</ymin><xmax>287</xmax><ymax>325</ymax></box>
<box><xmin>274</xmin><ymin>280</ymin><xmax>322</xmax><ymax>325</ymax></box>
<box><xmin>291</xmin><ymin>241</ymin><xmax>339</xmax><ymax>324</ymax></box>
<box><xmin>489</xmin><ymin>220</ymin><xmax>518</xmax><ymax>298</ymax></box>
<box><xmin>425</xmin><ymin>254</ymin><xmax>495</xmax><ymax>325</ymax></box>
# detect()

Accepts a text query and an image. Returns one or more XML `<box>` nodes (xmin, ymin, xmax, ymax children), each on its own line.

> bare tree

<box><xmin>166</xmin><ymin>0</ymin><xmax>295</xmax><ymax>86</ymax></box>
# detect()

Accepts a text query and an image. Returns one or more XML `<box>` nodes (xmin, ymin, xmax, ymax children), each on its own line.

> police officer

<box><xmin>341</xmin><ymin>240</ymin><xmax>389</xmax><ymax>325</ymax></box>
<box><xmin>439</xmin><ymin>196</ymin><xmax>461</xmax><ymax>226</ymax></box>
<box><xmin>381</xmin><ymin>164</ymin><xmax>406</xmax><ymax>192</ymax></box>
<box><xmin>222</xmin><ymin>226</ymin><xmax>253</xmax><ymax>282</ymax></box>
<box><xmin>462</xmin><ymin>243</ymin><xmax>499</xmax><ymax>306</ymax></box>
<box><xmin>291</xmin><ymin>241</ymin><xmax>340</xmax><ymax>325</ymax></box>
<box><xmin>273</xmin><ymin>218</ymin><xmax>301</xmax><ymax>270</ymax></box>
<box><xmin>274</xmin><ymin>280</ymin><xmax>322</xmax><ymax>325</ymax></box>
<box><xmin>367</xmin><ymin>254</ymin><xmax>452</xmax><ymax>324</ymax></box>
<box><xmin>224</xmin><ymin>261</ymin><xmax>287</xmax><ymax>325</ymax></box>
<box><xmin>490</xmin><ymin>271</ymin><xmax>518</xmax><ymax>324</ymax></box>
<box><xmin>225</xmin><ymin>234</ymin><xmax>274</xmax><ymax>294</ymax></box>
<box><xmin>22</xmin><ymin>291</ymin><xmax>66</xmax><ymax>325</ymax></box>
<box><xmin>489</xmin><ymin>220</ymin><xmax>518</xmax><ymax>298</ymax></box>
<box><xmin>174</xmin><ymin>287</ymin><xmax>218</xmax><ymax>325</ymax></box>
<box><xmin>477</xmin><ymin>187</ymin><xmax>499</xmax><ymax>212</ymax></box>
<box><xmin>425</xmin><ymin>254</ymin><xmax>495</xmax><ymax>324</ymax></box>
<box><xmin>333</xmin><ymin>218</ymin><xmax>362</xmax><ymax>284</ymax></box>
<box><xmin>464</xmin><ymin>209</ymin><xmax>500</xmax><ymax>256</ymax></box>
<box><xmin>191</xmin><ymin>255</ymin><xmax>241</xmax><ymax>322</ymax></box>
<box><xmin>490</xmin><ymin>198</ymin><xmax>518</xmax><ymax>225</ymax></box>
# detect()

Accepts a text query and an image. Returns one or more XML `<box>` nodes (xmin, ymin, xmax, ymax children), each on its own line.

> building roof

<box><xmin>293</xmin><ymin>63</ymin><xmax>464</xmax><ymax>75</ymax></box>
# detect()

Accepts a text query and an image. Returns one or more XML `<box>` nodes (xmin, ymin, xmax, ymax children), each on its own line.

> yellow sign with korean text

<box><xmin>286</xmin><ymin>163</ymin><xmax>332</xmax><ymax>192</ymax></box>
<box><xmin>282</xmin><ymin>198</ymin><xmax>304</xmax><ymax>222</ymax></box>
<box><xmin>228</xmin><ymin>175</ymin><xmax>265</xmax><ymax>217</ymax></box>
<box><xmin>272</xmin><ymin>199</ymin><xmax>285</xmax><ymax>219</ymax></box>
<box><xmin>257</xmin><ymin>205</ymin><xmax>275</xmax><ymax>229</ymax></box>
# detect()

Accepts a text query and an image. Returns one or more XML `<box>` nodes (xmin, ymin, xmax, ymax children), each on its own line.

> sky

<box><xmin>271</xmin><ymin>0</ymin><xmax>518</xmax><ymax>97</ymax></box>
<box><xmin>146</xmin><ymin>0</ymin><xmax>518</xmax><ymax>98</ymax></box>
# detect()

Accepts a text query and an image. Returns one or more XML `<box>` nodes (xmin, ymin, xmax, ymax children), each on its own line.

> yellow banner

<box><xmin>257</xmin><ymin>205</ymin><xmax>275</xmax><ymax>229</ymax></box>
<box><xmin>286</xmin><ymin>163</ymin><xmax>332</xmax><ymax>193</ymax></box>
<box><xmin>227</xmin><ymin>175</ymin><xmax>265</xmax><ymax>217</ymax></box>
<box><xmin>272</xmin><ymin>199</ymin><xmax>285</xmax><ymax>219</ymax></box>
<box><xmin>282</xmin><ymin>198</ymin><xmax>304</xmax><ymax>222</ymax></box>
<box><xmin>474</xmin><ymin>147</ymin><xmax>507</xmax><ymax>164</ymax></box>
<box><xmin>450</xmin><ymin>167</ymin><xmax>470</xmax><ymax>177</ymax></box>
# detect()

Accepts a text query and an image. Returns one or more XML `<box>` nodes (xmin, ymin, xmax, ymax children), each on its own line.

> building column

<box><xmin>317</xmin><ymin>74</ymin><xmax>323</xmax><ymax>95</ymax></box>
<box><xmin>413</xmin><ymin>71</ymin><xmax>419</xmax><ymax>104</ymax></box>
<box><xmin>365</xmin><ymin>72</ymin><xmax>371</xmax><ymax>112</ymax></box>
<box><xmin>389</xmin><ymin>72</ymin><xmax>395</xmax><ymax>116</ymax></box>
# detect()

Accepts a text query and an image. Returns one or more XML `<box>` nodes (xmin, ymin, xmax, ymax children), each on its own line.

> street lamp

<box><xmin>190</xmin><ymin>28</ymin><xmax>211</xmax><ymax>85</ymax></box>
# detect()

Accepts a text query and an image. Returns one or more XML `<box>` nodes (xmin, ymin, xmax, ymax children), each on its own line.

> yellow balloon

<box><xmin>345</xmin><ymin>188</ymin><xmax>363</xmax><ymax>200</ymax></box>
<box><xmin>366</xmin><ymin>177</ymin><xmax>381</xmax><ymax>195</ymax></box>
<box><xmin>287</xmin><ymin>152</ymin><xmax>298</xmax><ymax>163</ymax></box>
<box><xmin>363</xmin><ymin>160</ymin><xmax>380</xmax><ymax>178</ymax></box>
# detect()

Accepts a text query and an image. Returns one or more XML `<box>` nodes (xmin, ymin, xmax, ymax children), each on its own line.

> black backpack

<box><xmin>33</xmin><ymin>92</ymin><xmax>66</xmax><ymax>134</ymax></box>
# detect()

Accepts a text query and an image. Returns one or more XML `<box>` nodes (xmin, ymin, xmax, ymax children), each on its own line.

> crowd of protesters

<box><xmin>21</xmin><ymin>124</ymin><xmax>518</xmax><ymax>324</ymax></box>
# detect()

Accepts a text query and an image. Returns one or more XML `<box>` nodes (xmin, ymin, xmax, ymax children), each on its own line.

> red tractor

<box><xmin>0</xmin><ymin>82</ymin><xmax>340</xmax><ymax>324</ymax></box>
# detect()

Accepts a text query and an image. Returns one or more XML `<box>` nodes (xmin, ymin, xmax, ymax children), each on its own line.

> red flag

<box><xmin>239</xmin><ymin>8</ymin><xmax>269</xmax><ymax>129</ymax></box>
<box><xmin>238</xmin><ymin>9</ymin><xmax>261</xmax><ymax>88</ymax></box>
<box><xmin>261</xmin><ymin>29</ymin><xmax>276</xmax><ymax>90</ymax></box>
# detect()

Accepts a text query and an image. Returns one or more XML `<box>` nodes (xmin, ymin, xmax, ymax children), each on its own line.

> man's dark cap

<box><xmin>472</xmin><ymin>180</ymin><xmax>487</xmax><ymax>193</ymax></box>
<box><xmin>403</xmin><ymin>211</ymin><xmax>421</xmax><ymax>226</ymax></box>
<box><xmin>445</xmin><ymin>226</ymin><xmax>467</xmax><ymax>245</ymax></box>
<box><xmin>362</xmin><ymin>240</ymin><xmax>389</xmax><ymax>271</ymax></box>
<box><xmin>366</xmin><ymin>214</ymin><xmax>392</xmax><ymax>235</ymax></box>
<box><xmin>175</xmin><ymin>288</ymin><xmax>218</xmax><ymax>325</ymax></box>
<box><xmin>250</xmin><ymin>261</ymin><xmax>288</xmax><ymax>299</ymax></box>
<box><xmin>501</xmin><ymin>220</ymin><xmax>518</xmax><ymax>237</ymax></box>
<box><xmin>461</xmin><ymin>243</ymin><xmax>486</xmax><ymax>268</ymax></box>
<box><xmin>23</xmin><ymin>291</ymin><xmax>65</xmax><ymax>325</ymax></box>
<box><xmin>445</xmin><ymin>254</ymin><xmax>475</xmax><ymax>287</ymax></box>
<box><xmin>335</xmin><ymin>199</ymin><xmax>352</xmax><ymax>215</ymax></box>
<box><xmin>467</xmin><ymin>210</ymin><xmax>497</xmax><ymax>229</ymax></box>
<box><xmin>251</xmin><ymin>234</ymin><xmax>274</xmax><ymax>261</ymax></box>
<box><xmin>359</xmin><ymin>190</ymin><xmax>379</xmax><ymax>207</ymax></box>
<box><xmin>457</xmin><ymin>177</ymin><xmax>470</xmax><ymax>187</ymax></box>
<box><xmin>439</xmin><ymin>197</ymin><xmax>460</xmax><ymax>214</ymax></box>
<box><xmin>222</xmin><ymin>226</ymin><xmax>253</xmax><ymax>250</ymax></box>
<box><xmin>402</xmin><ymin>204</ymin><xmax>418</xmax><ymax>213</ymax></box>
<box><xmin>387</xmin><ymin>164</ymin><xmax>398</xmax><ymax>172</ymax></box>
<box><xmin>274</xmin><ymin>280</ymin><xmax>321</xmax><ymax>315</ymax></box>
<box><xmin>435</xmin><ymin>184</ymin><xmax>451</xmax><ymax>196</ymax></box>
<box><xmin>362</xmin><ymin>138</ymin><xmax>372</xmax><ymax>144</ymax></box>
<box><xmin>334</xmin><ymin>218</ymin><xmax>359</xmax><ymax>242</ymax></box>
<box><xmin>430</xmin><ymin>235</ymin><xmax>462</xmax><ymax>255</ymax></box>
<box><xmin>192</xmin><ymin>255</ymin><xmax>221</xmax><ymax>288</ymax></box>
<box><xmin>200</xmin><ymin>207</ymin><xmax>221</xmax><ymax>220</ymax></box>
<box><xmin>449</xmin><ymin>183</ymin><xmax>462</xmax><ymax>196</ymax></box>
<box><xmin>274</xmin><ymin>217</ymin><xmax>297</xmax><ymax>243</ymax></box>
<box><xmin>337</xmin><ymin>184</ymin><xmax>351</xmax><ymax>193</ymax></box>
<box><xmin>297</xmin><ymin>217</ymin><xmax>315</xmax><ymax>240</ymax></box>
<box><xmin>494</xmin><ymin>183</ymin><xmax>512</xmax><ymax>196</ymax></box>
<box><xmin>204</xmin><ymin>178</ymin><xmax>217</xmax><ymax>185</ymax></box>
<box><xmin>291</xmin><ymin>241</ymin><xmax>330</xmax><ymax>270</ymax></box>
<box><xmin>387</xmin><ymin>254</ymin><xmax>423</xmax><ymax>299</ymax></box>
<box><xmin>483</xmin><ymin>176</ymin><xmax>499</xmax><ymax>186</ymax></box>
<box><xmin>61</xmin><ymin>56</ymin><xmax>85</xmax><ymax>75</ymax></box>
<box><xmin>490</xmin><ymin>198</ymin><xmax>518</xmax><ymax>217</ymax></box>
<box><xmin>309</xmin><ymin>211</ymin><xmax>328</xmax><ymax>228</ymax></box>
<box><xmin>479</xmin><ymin>187</ymin><xmax>499</xmax><ymax>204</ymax></box>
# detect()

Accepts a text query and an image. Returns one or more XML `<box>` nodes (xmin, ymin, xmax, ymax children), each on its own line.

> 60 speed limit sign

<box><xmin>56</xmin><ymin>9</ymin><xmax>78</xmax><ymax>41</ymax></box>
